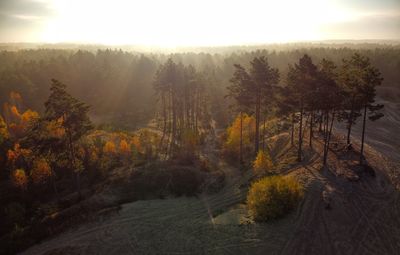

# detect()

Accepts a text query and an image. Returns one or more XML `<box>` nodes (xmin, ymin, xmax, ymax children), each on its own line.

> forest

<box><xmin>1</xmin><ymin>44</ymin><xmax>400</xmax><ymax>254</ymax></box>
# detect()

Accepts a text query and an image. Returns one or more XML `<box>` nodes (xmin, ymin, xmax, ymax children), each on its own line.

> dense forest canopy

<box><xmin>0</xmin><ymin>44</ymin><xmax>399</xmax><ymax>129</ymax></box>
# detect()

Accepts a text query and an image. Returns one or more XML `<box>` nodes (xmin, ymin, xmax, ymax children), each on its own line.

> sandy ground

<box><xmin>336</xmin><ymin>92</ymin><xmax>400</xmax><ymax>163</ymax></box>
<box><xmin>21</xmin><ymin>122</ymin><xmax>400</xmax><ymax>254</ymax></box>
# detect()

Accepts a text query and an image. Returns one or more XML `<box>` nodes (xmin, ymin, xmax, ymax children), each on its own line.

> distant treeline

<box><xmin>0</xmin><ymin>46</ymin><xmax>399</xmax><ymax>128</ymax></box>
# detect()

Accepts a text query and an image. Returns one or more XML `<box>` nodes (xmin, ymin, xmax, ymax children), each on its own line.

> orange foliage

<box><xmin>21</xmin><ymin>109</ymin><xmax>39</xmax><ymax>123</ymax></box>
<box><xmin>0</xmin><ymin>115</ymin><xmax>8</xmax><ymax>143</ymax></box>
<box><xmin>10</xmin><ymin>106</ymin><xmax>20</xmax><ymax>118</ymax></box>
<box><xmin>31</xmin><ymin>158</ymin><xmax>52</xmax><ymax>184</ymax></box>
<box><xmin>119</xmin><ymin>139</ymin><xmax>131</xmax><ymax>156</ymax></box>
<box><xmin>103</xmin><ymin>141</ymin><xmax>116</xmax><ymax>155</ymax></box>
<box><xmin>3</xmin><ymin>99</ymin><xmax>39</xmax><ymax>138</ymax></box>
<box><xmin>7</xmin><ymin>143</ymin><xmax>32</xmax><ymax>166</ymax></box>
<box><xmin>11</xmin><ymin>169</ymin><xmax>28</xmax><ymax>190</ymax></box>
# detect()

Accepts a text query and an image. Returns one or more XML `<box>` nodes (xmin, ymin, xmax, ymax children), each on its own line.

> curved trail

<box><xmin>22</xmin><ymin>131</ymin><xmax>400</xmax><ymax>255</ymax></box>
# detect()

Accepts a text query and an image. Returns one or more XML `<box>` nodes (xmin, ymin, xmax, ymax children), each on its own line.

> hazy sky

<box><xmin>0</xmin><ymin>0</ymin><xmax>399</xmax><ymax>46</ymax></box>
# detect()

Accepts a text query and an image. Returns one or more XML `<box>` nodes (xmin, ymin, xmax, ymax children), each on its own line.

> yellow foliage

<box><xmin>253</xmin><ymin>150</ymin><xmax>274</xmax><ymax>175</ymax></box>
<box><xmin>247</xmin><ymin>176</ymin><xmax>304</xmax><ymax>222</ymax></box>
<box><xmin>90</xmin><ymin>149</ymin><xmax>98</xmax><ymax>163</ymax></box>
<box><xmin>11</xmin><ymin>169</ymin><xmax>28</xmax><ymax>190</ymax></box>
<box><xmin>225</xmin><ymin>113</ymin><xmax>255</xmax><ymax>154</ymax></box>
<box><xmin>103</xmin><ymin>141</ymin><xmax>116</xmax><ymax>155</ymax></box>
<box><xmin>0</xmin><ymin>115</ymin><xmax>8</xmax><ymax>142</ymax></box>
<box><xmin>31</xmin><ymin>158</ymin><xmax>52</xmax><ymax>184</ymax></box>
<box><xmin>21</xmin><ymin>109</ymin><xmax>39</xmax><ymax>123</ymax></box>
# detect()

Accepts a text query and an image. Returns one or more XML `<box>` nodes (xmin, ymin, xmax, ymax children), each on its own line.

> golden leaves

<box><xmin>11</xmin><ymin>169</ymin><xmax>28</xmax><ymax>190</ymax></box>
<box><xmin>253</xmin><ymin>150</ymin><xmax>274</xmax><ymax>175</ymax></box>
<box><xmin>103</xmin><ymin>141</ymin><xmax>116</xmax><ymax>155</ymax></box>
<box><xmin>31</xmin><ymin>158</ymin><xmax>52</xmax><ymax>185</ymax></box>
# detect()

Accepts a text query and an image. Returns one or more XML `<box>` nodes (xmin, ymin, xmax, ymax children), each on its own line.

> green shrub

<box><xmin>247</xmin><ymin>175</ymin><xmax>303</xmax><ymax>221</ymax></box>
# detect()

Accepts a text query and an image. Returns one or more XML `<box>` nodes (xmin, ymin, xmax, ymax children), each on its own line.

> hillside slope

<box><xmin>21</xmin><ymin>132</ymin><xmax>400</xmax><ymax>255</ymax></box>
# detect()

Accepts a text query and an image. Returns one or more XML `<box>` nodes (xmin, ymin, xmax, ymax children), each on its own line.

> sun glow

<box><xmin>36</xmin><ymin>0</ymin><xmax>373</xmax><ymax>46</ymax></box>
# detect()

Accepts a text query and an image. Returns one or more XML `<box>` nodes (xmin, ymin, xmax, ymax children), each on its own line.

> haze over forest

<box><xmin>1</xmin><ymin>0</ymin><xmax>400</xmax><ymax>46</ymax></box>
<box><xmin>0</xmin><ymin>1</ymin><xmax>400</xmax><ymax>255</ymax></box>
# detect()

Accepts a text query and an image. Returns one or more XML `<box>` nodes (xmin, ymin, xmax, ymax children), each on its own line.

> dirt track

<box><xmin>21</xmin><ymin>131</ymin><xmax>400</xmax><ymax>255</ymax></box>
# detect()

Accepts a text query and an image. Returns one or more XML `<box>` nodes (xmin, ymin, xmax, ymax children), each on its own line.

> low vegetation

<box><xmin>247</xmin><ymin>176</ymin><xmax>304</xmax><ymax>222</ymax></box>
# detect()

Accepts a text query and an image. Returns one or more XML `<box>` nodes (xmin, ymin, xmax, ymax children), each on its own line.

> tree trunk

<box><xmin>262</xmin><ymin>115</ymin><xmax>266</xmax><ymax>151</ymax></box>
<box><xmin>240</xmin><ymin>111</ymin><xmax>243</xmax><ymax>164</ymax></box>
<box><xmin>291</xmin><ymin>112</ymin><xmax>294</xmax><ymax>146</ymax></box>
<box><xmin>297</xmin><ymin>103</ymin><xmax>303</xmax><ymax>162</ymax></box>
<box><xmin>171</xmin><ymin>90</ymin><xmax>177</xmax><ymax>155</ymax></box>
<box><xmin>159</xmin><ymin>93</ymin><xmax>167</xmax><ymax>150</ymax></box>
<box><xmin>255</xmin><ymin>94</ymin><xmax>261</xmax><ymax>154</ymax></box>
<box><xmin>67</xmin><ymin>131</ymin><xmax>81</xmax><ymax>201</ymax></box>
<box><xmin>323</xmin><ymin>111</ymin><xmax>328</xmax><ymax>165</ymax></box>
<box><xmin>346</xmin><ymin>95</ymin><xmax>356</xmax><ymax>146</ymax></box>
<box><xmin>359</xmin><ymin>104</ymin><xmax>368</xmax><ymax>165</ymax></box>
<box><xmin>319</xmin><ymin>111</ymin><xmax>322</xmax><ymax>132</ymax></box>
<box><xmin>309</xmin><ymin>110</ymin><xmax>313</xmax><ymax>148</ymax></box>
<box><xmin>51</xmin><ymin>169</ymin><xmax>59</xmax><ymax>203</ymax></box>
<box><xmin>324</xmin><ymin>111</ymin><xmax>335</xmax><ymax>165</ymax></box>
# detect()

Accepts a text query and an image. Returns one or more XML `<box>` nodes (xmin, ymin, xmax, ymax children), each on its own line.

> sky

<box><xmin>0</xmin><ymin>0</ymin><xmax>399</xmax><ymax>46</ymax></box>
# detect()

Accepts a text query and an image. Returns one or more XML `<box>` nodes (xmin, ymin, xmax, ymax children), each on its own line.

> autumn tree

<box><xmin>227</xmin><ymin>57</ymin><xmax>279</xmax><ymax>157</ymax></box>
<box><xmin>43</xmin><ymin>79</ymin><xmax>93</xmax><ymax>198</ymax></box>
<box><xmin>227</xmin><ymin>64</ymin><xmax>253</xmax><ymax>163</ymax></box>
<box><xmin>0</xmin><ymin>115</ymin><xmax>8</xmax><ymax>145</ymax></box>
<box><xmin>2</xmin><ymin>92</ymin><xmax>39</xmax><ymax>139</ymax></box>
<box><xmin>224</xmin><ymin>113</ymin><xmax>255</xmax><ymax>161</ymax></box>
<box><xmin>103</xmin><ymin>141</ymin><xmax>117</xmax><ymax>155</ymax></box>
<box><xmin>31</xmin><ymin>157</ymin><xmax>52</xmax><ymax>185</ymax></box>
<box><xmin>253</xmin><ymin>150</ymin><xmax>274</xmax><ymax>175</ymax></box>
<box><xmin>11</xmin><ymin>169</ymin><xmax>28</xmax><ymax>191</ymax></box>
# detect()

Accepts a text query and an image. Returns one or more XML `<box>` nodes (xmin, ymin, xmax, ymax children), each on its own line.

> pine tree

<box><xmin>286</xmin><ymin>54</ymin><xmax>317</xmax><ymax>161</ymax></box>
<box><xmin>44</xmin><ymin>79</ymin><xmax>93</xmax><ymax>199</ymax></box>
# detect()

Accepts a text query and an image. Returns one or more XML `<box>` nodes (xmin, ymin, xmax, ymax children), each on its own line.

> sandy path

<box><xmin>279</xmin><ymin>136</ymin><xmax>400</xmax><ymax>255</ymax></box>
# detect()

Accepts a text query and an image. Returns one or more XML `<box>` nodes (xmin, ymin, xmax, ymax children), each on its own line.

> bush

<box><xmin>247</xmin><ymin>175</ymin><xmax>303</xmax><ymax>221</ymax></box>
